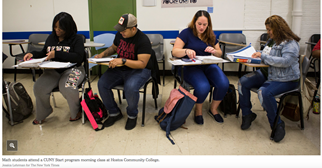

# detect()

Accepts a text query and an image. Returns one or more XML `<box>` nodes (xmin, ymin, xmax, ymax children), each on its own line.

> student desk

<box><xmin>168</xmin><ymin>57</ymin><xmax>228</xmax><ymax>86</ymax></box>
<box><xmin>3</xmin><ymin>40</ymin><xmax>31</xmax><ymax>82</ymax></box>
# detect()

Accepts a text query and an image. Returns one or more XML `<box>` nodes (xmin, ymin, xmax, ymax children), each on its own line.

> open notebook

<box><xmin>14</xmin><ymin>57</ymin><xmax>76</xmax><ymax>68</ymax></box>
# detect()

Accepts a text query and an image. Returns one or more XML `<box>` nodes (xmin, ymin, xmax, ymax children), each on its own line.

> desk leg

<box><xmin>222</xmin><ymin>45</ymin><xmax>226</xmax><ymax>72</ymax></box>
<box><xmin>9</xmin><ymin>44</ymin><xmax>26</xmax><ymax>82</ymax></box>
<box><xmin>180</xmin><ymin>65</ymin><xmax>184</xmax><ymax>85</ymax></box>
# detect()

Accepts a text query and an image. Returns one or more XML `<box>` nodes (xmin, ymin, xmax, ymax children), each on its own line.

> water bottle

<box><xmin>313</xmin><ymin>96</ymin><xmax>320</xmax><ymax>114</ymax></box>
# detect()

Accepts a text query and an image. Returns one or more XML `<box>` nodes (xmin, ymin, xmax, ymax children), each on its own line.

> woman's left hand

<box><xmin>205</xmin><ymin>46</ymin><xmax>216</xmax><ymax>55</ymax></box>
<box><xmin>46</xmin><ymin>50</ymin><xmax>55</xmax><ymax>61</ymax></box>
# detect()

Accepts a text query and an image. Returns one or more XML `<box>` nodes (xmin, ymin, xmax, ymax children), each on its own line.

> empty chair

<box><xmin>9</xmin><ymin>34</ymin><xmax>49</xmax><ymax>82</ymax></box>
<box><xmin>146</xmin><ymin>34</ymin><xmax>165</xmax><ymax>86</ymax></box>
<box><xmin>218</xmin><ymin>33</ymin><xmax>246</xmax><ymax>77</ymax></box>
<box><xmin>88</xmin><ymin>33</ymin><xmax>116</xmax><ymax>77</ymax></box>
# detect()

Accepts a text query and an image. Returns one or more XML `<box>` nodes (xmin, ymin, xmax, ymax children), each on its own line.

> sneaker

<box><xmin>273</xmin><ymin>120</ymin><xmax>285</xmax><ymax>142</ymax></box>
<box><xmin>208</xmin><ymin>110</ymin><xmax>224</xmax><ymax>123</ymax></box>
<box><xmin>241</xmin><ymin>113</ymin><xmax>257</xmax><ymax>130</ymax></box>
<box><xmin>125</xmin><ymin>117</ymin><xmax>137</xmax><ymax>130</ymax></box>
<box><xmin>103</xmin><ymin>112</ymin><xmax>123</xmax><ymax>127</ymax></box>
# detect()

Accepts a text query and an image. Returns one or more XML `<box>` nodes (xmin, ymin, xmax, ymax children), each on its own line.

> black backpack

<box><xmin>3</xmin><ymin>81</ymin><xmax>33</xmax><ymax>125</ymax></box>
<box><xmin>219</xmin><ymin>84</ymin><xmax>237</xmax><ymax>117</ymax></box>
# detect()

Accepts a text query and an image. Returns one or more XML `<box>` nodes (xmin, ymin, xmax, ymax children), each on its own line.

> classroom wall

<box><xmin>137</xmin><ymin>0</ymin><xmax>320</xmax><ymax>71</ymax></box>
<box><xmin>2</xmin><ymin>0</ymin><xmax>90</xmax><ymax>69</ymax></box>
<box><xmin>2</xmin><ymin>0</ymin><xmax>320</xmax><ymax>71</ymax></box>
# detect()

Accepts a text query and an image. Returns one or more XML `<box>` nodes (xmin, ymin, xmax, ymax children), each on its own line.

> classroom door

<box><xmin>88</xmin><ymin>0</ymin><xmax>136</xmax><ymax>74</ymax></box>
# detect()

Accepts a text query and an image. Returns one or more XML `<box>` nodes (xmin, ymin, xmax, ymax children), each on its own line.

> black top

<box><xmin>113</xmin><ymin>29</ymin><xmax>152</xmax><ymax>70</ymax></box>
<box><xmin>31</xmin><ymin>33</ymin><xmax>84</xmax><ymax>73</ymax></box>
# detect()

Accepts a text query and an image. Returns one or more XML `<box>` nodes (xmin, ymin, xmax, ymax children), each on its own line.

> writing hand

<box><xmin>46</xmin><ymin>50</ymin><xmax>55</xmax><ymax>61</ymax></box>
<box><xmin>185</xmin><ymin>49</ymin><xmax>196</xmax><ymax>59</ymax></box>
<box><xmin>252</xmin><ymin>52</ymin><xmax>261</xmax><ymax>58</ymax></box>
<box><xmin>204</xmin><ymin>46</ymin><xmax>216</xmax><ymax>55</ymax></box>
<box><xmin>94</xmin><ymin>53</ymin><xmax>104</xmax><ymax>58</ymax></box>
<box><xmin>23</xmin><ymin>53</ymin><xmax>33</xmax><ymax>61</ymax></box>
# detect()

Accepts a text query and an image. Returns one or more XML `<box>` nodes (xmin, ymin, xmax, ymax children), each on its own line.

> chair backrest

<box><xmin>260</xmin><ymin>33</ymin><xmax>268</xmax><ymax>50</ymax></box>
<box><xmin>219</xmin><ymin>33</ymin><xmax>246</xmax><ymax>58</ymax></box>
<box><xmin>309</xmin><ymin>34</ymin><xmax>320</xmax><ymax>52</ymax></box>
<box><xmin>146</xmin><ymin>34</ymin><xmax>164</xmax><ymax>61</ymax></box>
<box><xmin>260</xmin><ymin>33</ymin><xmax>268</xmax><ymax>41</ymax></box>
<box><xmin>27</xmin><ymin>34</ymin><xmax>50</xmax><ymax>52</ymax></box>
<box><xmin>93</xmin><ymin>33</ymin><xmax>115</xmax><ymax>51</ymax></box>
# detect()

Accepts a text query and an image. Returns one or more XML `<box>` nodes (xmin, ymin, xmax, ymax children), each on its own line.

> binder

<box><xmin>227</xmin><ymin>45</ymin><xmax>261</xmax><ymax>64</ymax></box>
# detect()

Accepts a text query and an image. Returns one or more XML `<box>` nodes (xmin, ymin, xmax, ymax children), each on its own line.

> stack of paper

<box><xmin>227</xmin><ymin>45</ymin><xmax>261</xmax><ymax>64</ymax></box>
<box><xmin>88</xmin><ymin>57</ymin><xmax>114</xmax><ymax>63</ymax></box>
<box><xmin>14</xmin><ymin>57</ymin><xmax>76</xmax><ymax>68</ymax></box>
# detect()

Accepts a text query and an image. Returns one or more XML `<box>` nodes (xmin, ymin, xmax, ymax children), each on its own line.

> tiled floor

<box><xmin>2</xmin><ymin>73</ymin><xmax>320</xmax><ymax>156</ymax></box>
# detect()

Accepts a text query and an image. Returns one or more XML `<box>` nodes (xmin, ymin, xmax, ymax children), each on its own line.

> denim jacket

<box><xmin>261</xmin><ymin>39</ymin><xmax>300</xmax><ymax>82</ymax></box>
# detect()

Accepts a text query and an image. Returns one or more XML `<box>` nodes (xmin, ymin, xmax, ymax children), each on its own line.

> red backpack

<box><xmin>81</xmin><ymin>88</ymin><xmax>108</xmax><ymax>131</ymax></box>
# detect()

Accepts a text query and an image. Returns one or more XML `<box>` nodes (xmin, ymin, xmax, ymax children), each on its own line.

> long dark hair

<box><xmin>265</xmin><ymin>15</ymin><xmax>300</xmax><ymax>45</ymax></box>
<box><xmin>188</xmin><ymin>10</ymin><xmax>216</xmax><ymax>47</ymax></box>
<box><xmin>52</xmin><ymin>12</ymin><xmax>77</xmax><ymax>40</ymax></box>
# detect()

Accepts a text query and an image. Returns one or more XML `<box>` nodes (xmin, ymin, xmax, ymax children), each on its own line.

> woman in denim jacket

<box><xmin>238</xmin><ymin>15</ymin><xmax>301</xmax><ymax>142</ymax></box>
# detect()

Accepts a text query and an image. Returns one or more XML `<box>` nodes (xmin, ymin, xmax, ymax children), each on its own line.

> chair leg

<box><xmin>236</xmin><ymin>102</ymin><xmax>240</xmax><ymax>118</ymax></box>
<box><xmin>51</xmin><ymin>93</ymin><xmax>57</xmax><ymax>108</ymax></box>
<box><xmin>142</xmin><ymin>84</ymin><xmax>148</xmax><ymax>127</ymax></box>
<box><xmin>298</xmin><ymin>93</ymin><xmax>304</xmax><ymax>130</ymax></box>
<box><xmin>153</xmin><ymin>81</ymin><xmax>158</xmax><ymax>110</ymax></box>
<box><xmin>31</xmin><ymin>68</ymin><xmax>36</xmax><ymax>82</ymax></box>
<box><xmin>270</xmin><ymin>95</ymin><xmax>287</xmax><ymax>140</ymax></box>
<box><xmin>14</xmin><ymin>59</ymin><xmax>17</xmax><ymax>82</ymax></box>
<box><xmin>209</xmin><ymin>87</ymin><xmax>213</xmax><ymax>103</ymax></box>
<box><xmin>163</xmin><ymin>60</ymin><xmax>165</xmax><ymax>86</ymax></box>
<box><xmin>117</xmin><ymin>90</ymin><xmax>122</xmax><ymax>104</ymax></box>
<box><xmin>98</xmin><ymin>65</ymin><xmax>102</xmax><ymax>78</ymax></box>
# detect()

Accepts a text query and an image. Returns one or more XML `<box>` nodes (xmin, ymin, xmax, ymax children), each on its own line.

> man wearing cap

<box><xmin>96</xmin><ymin>13</ymin><xmax>152</xmax><ymax>130</ymax></box>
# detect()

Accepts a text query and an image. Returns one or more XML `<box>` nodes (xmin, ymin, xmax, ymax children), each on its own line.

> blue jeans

<box><xmin>238</xmin><ymin>70</ymin><xmax>299</xmax><ymax>126</ymax></box>
<box><xmin>97</xmin><ymin>67</ymin><xmax>151</xmax><ymax>117</ymax></box>
<box><xmin>179</xmin><ymin>64</ymin><xmax>229</xmax><ymax>103</ymax></box>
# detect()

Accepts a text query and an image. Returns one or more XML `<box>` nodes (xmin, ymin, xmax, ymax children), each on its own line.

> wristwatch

<box><xmin>122</xmin><ymin>58</ymin><xmax>127</xmax><ymax>65</ymax></box>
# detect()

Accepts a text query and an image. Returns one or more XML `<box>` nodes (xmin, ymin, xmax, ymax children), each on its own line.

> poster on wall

<box><xmin>161</xmin><ymin>0</ymin><xmax>213</xmax><ymax>8</ymax></box>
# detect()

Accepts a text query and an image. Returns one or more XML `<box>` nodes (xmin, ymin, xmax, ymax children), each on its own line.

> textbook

<box><xmin>14</xmin><ymin>57</ymin><xmax>76</xmax><ymax>68</ymax></box>
<box><xmin>227</xmin><ymin>45</ymin><xmax>261</xmax><ymax>64</ymax></box>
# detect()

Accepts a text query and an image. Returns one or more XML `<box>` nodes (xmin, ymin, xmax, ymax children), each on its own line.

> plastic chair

<box><xmin>146</xmin><ymin>34</ymin><xmax>165</xmax><ymax>86</ymax></box>
<box><xmin>218</xmin><ymin>33</ymin><xmax>246</xmax><ymax>78</ymax></box>
<box><xmin>236</xmin><ymin>55</ymin><xmax>310</xmax><ymax>140</ymax></box>
<box><xmin>306</xmin><ymin>34</ymin><xmax>320</xmax><ymax>84</ymax></box>
<box><xmin>112</xmin><ymin>50</ymin><xmax>160</xmax><ymax>127</ymax></box>
<box><xmin>260</xmin><ymin>33</ymin><xmax>268</xmax><ymax>50</ymax></box>
<box><xmin>9</xmin><ymin>34</ymin><xmax>50</xmax><ymax>82</ymax></box>
<box><xmin>88</xmin><ymin>33</ymin><xmax>116</xmax><ymax>77</ymax></box>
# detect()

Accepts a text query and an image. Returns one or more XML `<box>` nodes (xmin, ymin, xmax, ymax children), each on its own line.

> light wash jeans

<box><xmin>238</xmin><ymin>70</ymin><xmax>299</xmax><ymax>127</ymax></box>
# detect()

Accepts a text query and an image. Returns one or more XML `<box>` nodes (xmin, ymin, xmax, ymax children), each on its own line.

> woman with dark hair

<box><xmin>23</xmin><ymin>12</ymin><xmax>85</xmax><ymax>124</ymax></box>
<box><xmin>172</xmin><ymin>10</ymin><xmax>229</xmax><ymax>125</ymax></box>
<box><xmin>238</xmin><ymin>15</ymin><xmax>301</xmax><ymax>142</ymax></box>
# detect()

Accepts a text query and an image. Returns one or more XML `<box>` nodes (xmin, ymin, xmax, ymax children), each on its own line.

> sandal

<box><xmin>69</xmin><ymin>111</ymin><xmax>82</xmax><ymax>122</ymax></box>
<box><xmin>32</xmin><ymin>119</ymin><xmax>44</xmax><ymax>125</ymax></box>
